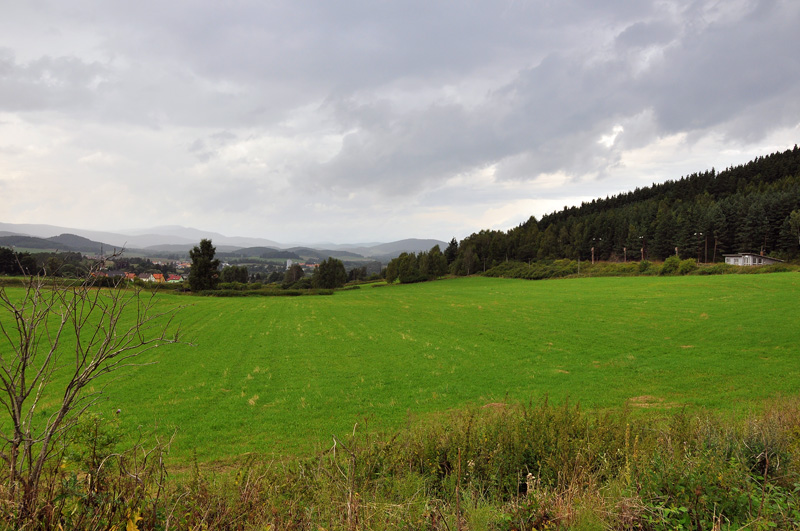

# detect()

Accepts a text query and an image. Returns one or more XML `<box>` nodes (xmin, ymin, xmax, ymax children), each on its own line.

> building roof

<box><xmin>723</xmin><ymin>253</ymin><xmax>783</xmax><ymax>262</ymax></box>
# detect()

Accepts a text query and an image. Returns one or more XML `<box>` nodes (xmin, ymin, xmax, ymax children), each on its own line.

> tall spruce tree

<box><xmin>189</xmin><ymin>239</ymin><xmax>221</xmax><ymax>291</ymax></box>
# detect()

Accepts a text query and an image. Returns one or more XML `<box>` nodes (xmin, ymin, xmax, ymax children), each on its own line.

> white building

<box><xmin>723</xmin><ymin>253</ymin><xmax>783</xmax><ymax>266</ymax></box>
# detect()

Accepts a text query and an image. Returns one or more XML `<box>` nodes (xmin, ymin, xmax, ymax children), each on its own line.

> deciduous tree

<box><xmin>221</xmin><ymin>264</ymin><xmax>249</xmax><ymax>283</ymax></box>
<box><xmin>284</xmin><ymin>263</ymin><xmax>304</xmax><ymax>286</ymax></box>
<box><xmin>0</xmin><ymin>258</ymin><xmax>179</xmax><ymax>524</ymax></box>
<box><xmin>312</xmin><ymin>257</ymin><xmax>347</xmax><ymax>289</ymax></box>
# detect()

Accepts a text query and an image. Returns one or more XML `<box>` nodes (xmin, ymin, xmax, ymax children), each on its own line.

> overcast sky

<box><xmin>2</xmin><ymin>1</ymin><xmax>799</xmax><ymax>244</ymax></box>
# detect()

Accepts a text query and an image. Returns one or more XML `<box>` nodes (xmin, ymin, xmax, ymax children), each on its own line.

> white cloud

<box><xmin>598</xmin><ymin>125</ymin><xmax>625</xmax><ymax>148</ymax></box>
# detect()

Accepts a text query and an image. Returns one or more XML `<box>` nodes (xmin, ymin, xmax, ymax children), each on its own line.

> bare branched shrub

<box><xmin>0</xmin><ymin>254</ymin><xmax>180</xmax><ymax>525</ymax></box>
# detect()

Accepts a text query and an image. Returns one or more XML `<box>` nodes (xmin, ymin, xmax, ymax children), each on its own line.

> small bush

<box><xmin>752</xmin><ymin>263</ymin><xmax>792</xmax><ymax>274</ymax></box>
<box><xmin>584</xmin><ymin>261</ymin><xmax>639</xmax><ymax>276</ymax></box>
<box><xmin>198</xmin><ymin>289</ymin><xmax>248</xmax><ymax>297</ymax></box>
<box><xmin>218</xmin><ymin>281</ymin><xmax>249</xmax><ymax>290</ymax></box>
<box><xmin>677</xmin><ymin>258</ymin><xmax>698</xmax><ymax>275</ymax></box>
<box><xmin>660</xmin><ymin>255</ymin><xmax>680</xmax><ymax>275</ymax></box>
<box><xmin>484</xmin><ymin>260</ymin><xmax>579</xmax><ymax>280</ymax></box>
<box><xmin>338</xmin><ymin>285</ymin><xmax>361</xmax><ymax>291</ymax></box>
<box><xmin>696</xmin><ymin>263</ymin><xmax>734</xmax><ymax>275</ymax></box>
<box><xmin>291</xmin><ymin>277</ymin><xmax>313</xmax><ymax>289</ymax></box>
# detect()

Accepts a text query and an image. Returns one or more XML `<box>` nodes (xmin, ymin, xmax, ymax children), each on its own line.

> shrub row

<box><xmin>195</xmin><ymin>288</ymin><xmax>334</xmax><ymax>297</ymax></box>
<box><xmin>483</xmin><ymin>259</ymin><xmax>579</xmax><ymax>280</ymax></box>
<box><xmin>485</xmin><ymin>259</ymin><xmax>799</xmax><ymax>280</ymax></box>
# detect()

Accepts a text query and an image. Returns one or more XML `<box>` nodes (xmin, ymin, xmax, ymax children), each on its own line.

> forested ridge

<box><xmin>449</xmin><ymin>145</ymin><xmax>800</xmax><ymax>273</ymax></box>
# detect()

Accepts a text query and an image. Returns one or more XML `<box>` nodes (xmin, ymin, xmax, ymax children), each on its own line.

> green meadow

<box><xmin>18</xmin><ymin>273</ymin><xmax>800</xmax><ymax>462</ymax></box>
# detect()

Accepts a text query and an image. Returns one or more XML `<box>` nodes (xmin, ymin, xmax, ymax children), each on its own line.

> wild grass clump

<box><xmin>0</xmin><ymin>414</ymin><xmax>173</xmax><ymax>531</ymax></box>
<box><xmin>0</xmin><ymin>276</ymin><xmax>27</xmax><ymax>287</ymax></box>
<box><xmin>6</xmin><ymin>397</ymin><xmax>800</xmax><ymax>530</ymax></box>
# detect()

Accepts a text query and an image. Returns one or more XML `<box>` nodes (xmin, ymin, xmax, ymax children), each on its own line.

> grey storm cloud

<box><xmin>641</xmin><ymin>1</ymin><xmax>800</xmax><ymax>137</ymax></box>
<box><xmin>615</xmin><ymin>20</ymin><xmax>678</xmax><ymax>49</ymax></box>
<box><xmin>0</xmin><ymin>49</ymin><xmax>108</xmax><ymax>111</ymax></box>
<box><xmin>2</xmin><ymin>0</ymin><xmax>799</xmax><ymax>242</ymax></box>
<box><xmin>306</xmin><ymin>0</ymin><xmax>800</xmax><ymax>191</ymax></box>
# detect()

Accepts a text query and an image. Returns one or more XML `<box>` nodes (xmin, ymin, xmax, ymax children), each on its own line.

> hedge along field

<box><xmin>23</xmin><ymin>273</ymin><xmax>800</xmax><ymax>463</ymax></box>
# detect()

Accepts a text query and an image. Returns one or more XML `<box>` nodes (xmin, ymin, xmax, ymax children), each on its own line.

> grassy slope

<box><xmin>22</xmin><ymin>273</ymin><xmax>800</xmax><ymax>462</ymax></box>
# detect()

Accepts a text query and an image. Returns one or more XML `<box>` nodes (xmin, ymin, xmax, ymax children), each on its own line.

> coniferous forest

<box><xmin>448</xmin><ymin>146</ymin><xmax>800</xmax><ymax>274</ymax></box>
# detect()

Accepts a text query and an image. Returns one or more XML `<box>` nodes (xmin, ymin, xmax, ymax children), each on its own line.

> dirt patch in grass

<box><xmin>628</xmin><ymin>395</ymin><xmax>679</xmax><ymax>408</ymax></box>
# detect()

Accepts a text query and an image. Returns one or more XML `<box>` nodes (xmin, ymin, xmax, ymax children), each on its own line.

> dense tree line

<box><xmin>385</xmin><ymin>245</ymin><xmax>448</xmax><ymax>284</ymax></box>
<box><xmin>0</xmin><ymin>248</ymin><xmax>183</xmax><ymax>279</ymax></box>
<box><xmin>0</xmin><ymin>249</ymin><xmax>97</xmax><ymax>277</ymax></box>
<box><xmin>186</xmin><ymin>240</ymin><xmax>356</xmax><ymax>291</ymax></box>
<box><xmin>448</xmin><ymin>146</ymin><xmax>800</xmax><ymax>273</ymax></box>
<box><xmin>220</xmin><ymin>264</ymin><xmax>249</xmax><ymax>283</ymax></box>
<box><xmin>312</xmin><ymin>257</ymin><xmax>347</xmax><ymax>289</ymax></box>
<box><xmin>0</xmin><ymin>248</ymin><xmax>37</xmax><ymax>275</ymax></box>
<box><xmin>283</xmin><ymin>263</ymin><xmax>305</xmax><ymax>286</ymax></box>
<box><xmin>347</xmin><ymin>266</ymin><xmax>368</xmax><ymax>282</ymax></box>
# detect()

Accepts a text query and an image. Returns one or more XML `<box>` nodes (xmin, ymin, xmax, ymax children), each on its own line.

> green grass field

<box><xmin>15</xmin><ymin>273</ymin><xmax>800</xmax><ymax>463</ymax></box>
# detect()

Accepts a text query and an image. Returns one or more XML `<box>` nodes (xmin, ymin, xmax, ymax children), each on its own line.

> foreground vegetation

<box><xmin>3</xmin><ymin>272</ymin><xmax>800</xmax><ymax>528</ymax></box>
<box><xmin>9</xmin><ymin>397</ymin><xmax>800</xmax><ymax>529</ymax></box>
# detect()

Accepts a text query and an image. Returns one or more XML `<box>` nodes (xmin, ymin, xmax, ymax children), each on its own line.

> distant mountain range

<box><xmin>0</xmin><ymin>222</ymin><xmax>446</xmax><ymax>261</ymax></box>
